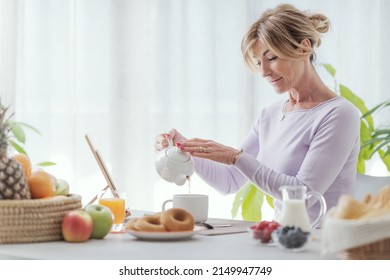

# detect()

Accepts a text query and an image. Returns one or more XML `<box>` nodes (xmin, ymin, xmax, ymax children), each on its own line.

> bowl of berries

<box><xmin>248</xmin><ymin>221</ymin><xmax>280</xmax><ymax>245</ymax></box>
<box><xmin>272</xmin><ymin>226</ymin><xmax>310</xmax><ymax>252</ymax></box>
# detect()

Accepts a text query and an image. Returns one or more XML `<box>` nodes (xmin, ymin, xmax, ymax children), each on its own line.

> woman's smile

<box><xmin>269</xmin><ymin>77</ymin><xmax>282</xmax><ymax>85</ymax></box>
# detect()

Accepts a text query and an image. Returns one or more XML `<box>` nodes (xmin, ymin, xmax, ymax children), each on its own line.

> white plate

<box><xmin>126</xmin><ymin>228</ymin><xmax>200</xmax><ymax>241</ymax></box>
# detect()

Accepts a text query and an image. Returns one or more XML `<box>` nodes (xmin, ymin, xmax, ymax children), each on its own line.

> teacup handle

<box><xmin>162</xmin><ymin>199</ymin><xmax>173</xmax><ymax>211</ymax></box>
<box><xmin>307</xmin><ymin>191</ymin><xmax>327</xmax><ymax>229</ymax></box>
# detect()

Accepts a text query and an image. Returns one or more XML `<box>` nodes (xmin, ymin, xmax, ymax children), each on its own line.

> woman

<box><xmin>154</xmin><ymin>4</ymin><xmax>360</xmax><ymax>224</ymax></box>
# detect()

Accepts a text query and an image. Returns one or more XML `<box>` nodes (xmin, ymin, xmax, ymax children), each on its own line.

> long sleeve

<box><xmin>193</xmin><ymin>125</ymin><xmax>261</xmax><ymax>194</ymax></box>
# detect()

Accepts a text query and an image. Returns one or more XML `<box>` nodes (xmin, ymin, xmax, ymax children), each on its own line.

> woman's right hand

<box><xmin>154</xmin><ymin>128</ymin><xmax>186</xmax><ymax>153</ymax></box>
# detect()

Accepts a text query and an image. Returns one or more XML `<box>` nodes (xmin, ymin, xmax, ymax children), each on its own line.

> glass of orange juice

<box><xmin>98</xmin><ymin>189</ymin><xmax>126</xmax><ymax>233</ymax></box>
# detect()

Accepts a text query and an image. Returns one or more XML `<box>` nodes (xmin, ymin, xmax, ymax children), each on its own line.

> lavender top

<box><xmin>194</xmin><ymin>96</ymin><xmax>360</xmax><ymax>223</ymax></box>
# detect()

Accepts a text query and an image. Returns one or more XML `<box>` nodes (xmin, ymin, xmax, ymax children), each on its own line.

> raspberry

<box><xmin>262</xmin><ymin>227</ymin><xmax>273</xmax><ymax>241</ymax></box>
<box><xmin>255</xmin><ymin>221</ymin><xmax>269</xmax><ymax>230</ymax></box>
<box><xmin>268</xmin><ymin>221</ymin><xmax>280</xmax><ymax>230</ymax></box>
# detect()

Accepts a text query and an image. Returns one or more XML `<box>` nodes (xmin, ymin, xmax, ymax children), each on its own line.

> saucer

<box><xmin>126</xmin><ymin>226</ymin><xmax>202</xmax><ymax>241</ymax></box>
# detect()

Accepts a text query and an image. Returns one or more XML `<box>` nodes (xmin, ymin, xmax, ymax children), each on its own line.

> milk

<box><xmin>279</xmin><ymin>199</ymin><xmax>311</xmax><ymax>232</ymax></box>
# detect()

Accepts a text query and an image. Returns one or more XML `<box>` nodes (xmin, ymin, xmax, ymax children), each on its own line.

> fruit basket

<box><xmin>0</xmin><ymin>194</ymin><xmax>82</xmax><ymax>244</ymax></box>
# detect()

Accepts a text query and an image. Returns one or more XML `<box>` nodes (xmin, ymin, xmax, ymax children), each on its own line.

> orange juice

<box><xmin>99</xmin><ymin>197</ymin><xmax>125</xmax><ymax>224</ymax></box>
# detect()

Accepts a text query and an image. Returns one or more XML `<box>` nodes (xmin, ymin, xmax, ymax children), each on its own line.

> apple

<box><xmin>61</xmin><ymin>209</ymin><xmax>93</xmax><ymax>242</ymax></box>
<box><xmin>85</xmin><ymin>204</ymin><xmax>114</xmax><ymax>239</ymax></box>
<box><xmin>55</xmin><ymin>178</ymin><xmax>70</xmax><ymax>196</ymax></box>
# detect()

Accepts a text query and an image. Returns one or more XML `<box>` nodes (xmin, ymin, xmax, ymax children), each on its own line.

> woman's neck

<box><xmin>286</xmin><ymin>65</ymin><xmax>336</xmax><ymax>110</ymax></box>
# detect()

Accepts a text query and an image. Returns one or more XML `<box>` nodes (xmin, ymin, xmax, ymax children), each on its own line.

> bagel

<box><xmin>161</xmin><ymin>208</ymin><xmax>195</xmax><ymax>232</ymax></box>
<box><xmin>134</xmin><ymin>213</ymin><xmax>167</xmax><ymax>232</ymax></box>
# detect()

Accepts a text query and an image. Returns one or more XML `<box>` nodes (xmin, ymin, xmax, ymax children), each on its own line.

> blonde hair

<box><xmin>241</xmin><ymin>4</ymin><xmax>330</xmax><ymax>71</ymax></box>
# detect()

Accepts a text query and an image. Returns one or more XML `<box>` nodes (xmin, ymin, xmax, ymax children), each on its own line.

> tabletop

<box><xmin>0</xmin><ymin>211</ymin><xmax>336</xmax><ymax>260</ymax></box>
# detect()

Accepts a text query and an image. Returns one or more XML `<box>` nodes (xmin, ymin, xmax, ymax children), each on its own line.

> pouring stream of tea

<box><xmin>186</xmin><ymin>176</ymin><xmax>191</xmax><ymax>194</ymax></box>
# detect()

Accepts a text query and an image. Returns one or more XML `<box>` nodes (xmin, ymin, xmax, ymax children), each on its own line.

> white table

<box><xmin>0</xmin><ymin>211</ymin><xmax>336</xmax><ymax>260</ymax></box>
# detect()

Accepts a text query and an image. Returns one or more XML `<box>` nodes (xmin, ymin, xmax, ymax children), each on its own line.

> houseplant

<box><xmin>231</xmin><ymin>64</ymin><xmax>390</xmax><ymax>222</ymax></box>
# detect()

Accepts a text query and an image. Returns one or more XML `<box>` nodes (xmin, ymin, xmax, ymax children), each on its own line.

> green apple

<box><xmin>85</xmin><ymin>204</ymin><xmax>114</xmax><ymax>239</ymax></box>
<box><xmin>55</xmin><ymin>178</ymin><xmax>70</xmax><ymax>196</ymax></box>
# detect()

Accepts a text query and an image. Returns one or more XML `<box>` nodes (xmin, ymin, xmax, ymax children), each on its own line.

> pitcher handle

<box><xmin>306</xmin><ymin>191</ymin><xmax>327</xmax><ymax>229</ymax></box>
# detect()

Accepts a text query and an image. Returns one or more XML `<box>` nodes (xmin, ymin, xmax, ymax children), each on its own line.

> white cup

<box><xmin>162</xmin><ymin>194</ymin><xmax>208</xmax><ymax>223</ymax></box>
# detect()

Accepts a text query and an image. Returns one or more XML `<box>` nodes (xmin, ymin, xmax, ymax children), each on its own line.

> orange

<box><xmin>27</xmin><ymin>170</ymin><xmax>56</xmax><ymax>199</ymax></box>
<box><xmin>12</xmin><ymin>153</ymin><xmax>32</xmax><ymax>178</ymax></box>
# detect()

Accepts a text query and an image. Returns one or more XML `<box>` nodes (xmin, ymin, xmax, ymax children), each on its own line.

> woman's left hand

<box><xmin>177</xmin><ymin>138</ymin><xmax>241</xmax><ymax>165</ymax></box>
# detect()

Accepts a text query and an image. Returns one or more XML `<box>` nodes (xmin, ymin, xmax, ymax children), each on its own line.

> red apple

<box><xmin>61</xmin><ymin>209</ymin><xmax>93</xmax><ymax>242</ymax></box>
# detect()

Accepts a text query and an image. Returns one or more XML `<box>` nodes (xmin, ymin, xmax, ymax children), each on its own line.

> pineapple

<box><xmin>0</xmin><ymin>103</ymin><xmax>31</xmax><ymax>200</ymax></box>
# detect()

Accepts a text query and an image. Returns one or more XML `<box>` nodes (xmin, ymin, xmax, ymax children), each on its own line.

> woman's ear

<box><xmin>300</xmin><ymin>38</ymin><xmax>312</xmax><ymax>48</ymax></box>
<box><xmin>299</xmin><ymin>38</ymin><xmax>312</xmax><ymax>57</ymax></box>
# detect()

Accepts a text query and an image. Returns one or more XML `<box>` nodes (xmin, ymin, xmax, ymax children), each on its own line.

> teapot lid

<box><xmin>166</xmin><ymin>146</ymin><xmax>191</xmax><ymax>163</ymax></box>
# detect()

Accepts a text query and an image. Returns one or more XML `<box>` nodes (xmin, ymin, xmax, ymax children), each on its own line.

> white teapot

<box><xmin>155</xmin><ymin>139</ymin><xmax>195</xmax><ymax>186</ymax></box>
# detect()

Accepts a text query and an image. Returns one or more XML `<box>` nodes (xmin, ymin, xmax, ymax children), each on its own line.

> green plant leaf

<box><xmin>8</xmin><ymin>140</ymin><xmax>28</xmax><ymax>155</ymax></box>
<box><xmin>378</xmin><ymin>150</ymin><xmax>390</xmax><ymax>171</ymax></box>
<box><xmin>361</xmin><ymin>137</ymin><xmax>383</xmax><ymax>149</ymax></box>
<box><xmin>373</xmin><ymin>129</ymin><xmax>390</xmax><ymax>136</ymax></box>
<box><xmin>340</xmin><ymin>84</ymin><xmax>374</xmax><ymax>129</ymax></box>
<box><xmin>266</xmin><ymin>193</ymin><xmax>274</xmax><ymax>209</ymax></box>
<box><xmin>361</xmin><ymin>135</ymin><xmax>390</xmax><ymax>157</ymax></box>
<box><xmin>15</xmin><ymin>122</ymin><xmax>42</xmax><ymax>136</ymax></box>
<box><xmin>383</xmin><ymin>147</ymin><xmax>390</xmax><ymax>158</ymax></box>
<box><xmin>241</xmin><ymin>185</ymin><xmax>264</xmax><ymax>222</ymax></box>
<box><xmin>231</xmin><ymin>182</ymin><xmax>274</xmax><ymax>222</ymax></box>
<box><xmin>8</xmin><ymin>121</ymin><xmax>26</xmax><ymax>144</ymax></box>
<box><xmin>322</xmin><ymin>63</ymin><xmax>336</xmax><ymax>77</ymax></box>
<box><xmin>356</xmin><ymin>154</ymin><xmax>365</xmax><ymax>174</ymax></box>
<box><xmin>231</xmin><ymin>183</ymin><xmax>252</xmax><ymax>218</ymax></box>
<box><xmin>370</xmin><ymin>140</ymin><xmax>390</xmax><ymax>157</ymax></box>
<box><xmin>359</xmin><ymin>120</ymin><xmax>374</xmax><ymax>161</ymax></box>
<box><xmin>37</xmin><ymin>161</ymin><xmax>56</xmax><ymax>166</ymax></box>
<box><xmin>362</xmin><ymin>100</ymin><xmax>390</xmax><ymax>119</ymax></box>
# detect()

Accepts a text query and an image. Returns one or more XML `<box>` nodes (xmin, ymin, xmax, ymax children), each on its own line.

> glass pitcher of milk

<box><xmin>278</xmin><ymin>185</ymin><xmax>327</xmax><ymax>232</ymax></box>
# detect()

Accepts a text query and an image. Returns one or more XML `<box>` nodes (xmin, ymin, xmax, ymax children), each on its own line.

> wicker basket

<box><xmin>321</xmin><ymin>208</ymin><xmax>390</xmax><ymax>259</ymax></box>
<box><xmin>0</xmin><ymin>194</ymin><xmax>82</xmax><ymax>244</ymax></box>
<box><xmin>339</xmin><ymin>238</ymin><xmax>390</xmax><ymax>260</ymax></box>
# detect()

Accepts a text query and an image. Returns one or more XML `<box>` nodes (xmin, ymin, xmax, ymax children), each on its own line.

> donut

<box><xmin>125</xmin><ymin>218</ymin><xmax>139</xmax><ymax>231</ymax></box>
<box><xmin>134</xmin><ymin>213</ymin><xmax>167</xmax><ymax>232</ymax></box>
<box><xmin>160</xmin><ymin>208</ymin><xmax>195</xmax><ymax>232</ymax></box>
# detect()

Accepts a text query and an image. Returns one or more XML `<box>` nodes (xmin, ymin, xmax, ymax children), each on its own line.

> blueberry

<box><xmin>276</xmin><ymin>226</ymin><xmax>309</xmax><ymax>249</ymax></box>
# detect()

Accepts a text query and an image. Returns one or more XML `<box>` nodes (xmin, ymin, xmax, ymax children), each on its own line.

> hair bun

<box><xmin>307</xmin><ymin>13</ymin><xmax>330</xmax><ymax>47</ymax></box>
<box><xmin>309</xmin><ymin>13</ymin><xmax>330</xmax><ymax>33</ymax></box>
